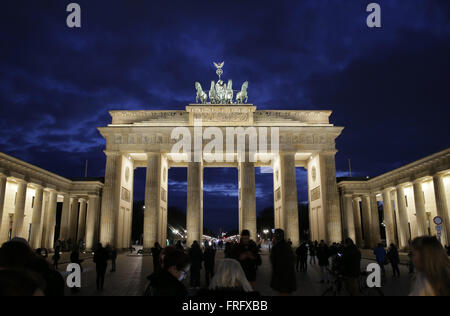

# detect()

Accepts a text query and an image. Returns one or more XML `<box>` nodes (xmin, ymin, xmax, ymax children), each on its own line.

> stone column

<box><xmin>29</xmin><ymin>185</ymin><xmax>44</xmax><ymax>249</ymax></box>
<box><xmin>238</xmin><ymin>162</ymin><xmax>257</xmax><ymax>241</ymax></box>
<box><xmin>413</xmin><ymin>179</ymin><xmax>428</xmax><ymax>237</ymax></box>
<box><xmin>382</xmin><ymin>189</ymin><xmax>396</xmax><ymax>247</ymax></box>
<box><xmin>12</xmin><ymin>180</ymin><xmax>28</xmax><ymax>238</ymax></box>
<box><xmin>319</xmin><ymin>152</ymin><xmax>342</xmax><ymax>243</ymax></box>
<box><xmin>0</xmin><ymin>174</ymin><xmax>7</xmax><ymax>231</ymax></box>
<box><xmin>395</xmin><ymin>185</ymin><xmax>410</xmax><ymax>249</ymax></box>
<box><xmin>85</xmin><ymin>195</ymin><xmax>100</xmax><ymax>250</ymax></box>
<box><xmin>68</xmin><ymin>197</ymin><xmax>79</xmax><ymax>242</ymax></box>
<box><xmin>77</xmin><ymin>199</ymin><xmax>87</xmax><ymax>243</ymax></box>
<box><xmin>59</xmin><ymin>193</ymin><xmax>70</xmax><ymax>240</ymax></box>
<box><xmin>144</xmin><ymin>154</ymin><xmax>162</xmax><ymax>249</ymax></box>
<box><xmin>361</xmin><ymin>195</ymin><xmax>372</xmax><ymax>249</ymax></box>
<box><xmin>369</xmin><ymin>193</ymin><xmax>381</xmax><ymax>246</ymax></box>
<box><xmin>100</xmin><ymin>152</ymin><xmax>121</xmax><ymax>247</ymax></box>
<box><xmin>43</xmin><ymin>190</ymin><xmax>57</xmax><ymax>249</ymax></box>
<box><xmin>278</xmin><ymin>154</ymin><xmax>300</xmax><ymax>246</ymax></box>
<box><xmin>187</xmin><ymin>162</ymin><xmax>203</xmax><ymax>247</ymax></box>
<box><xmin>433</xmin><ymin>173</ymin><xmax>450</xmax><ymax>245</ymax></box>
<box><xmin>343</xmin><ymin>195</ymin><xmax>356</xmax><ymax>241</ymax></box>
<box><xmin>352</xmin><ymin>197</ymin><xmax>364</xmax><ymax>247</ymax></box>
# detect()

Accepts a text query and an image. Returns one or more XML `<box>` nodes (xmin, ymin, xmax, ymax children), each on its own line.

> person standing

<box><xmin>203</xmin><ymin>244</ymin><xmax>216</xmax><ymax>287</ymax></box>
<box><xmin>309</xmin><ymin>241</ymin><xmax>317</xmax><ymax>265</ymax></box>
<box><xmin>317</xmin><ymin>240</ymin><xmax>330</xmax><ymax>283</ymax></box>
<box><xmin>270</xmin><ymin>229</ymin><xmax>297</xmax><ymax>296</ymax></box>
<box><xmin>387</xmin><ymin>244</ymin><xmax>401</xmax><ymax>278</ymax></box>
<box><xmin>93</xmin><ymin>243</ymin><xmax>109</xmax><ymax>291</ymax></box>
<box><xmin>296</xmin><ymin>242</ymin><xmax>308</xmax><ymax>272</ymax></box>
<box><xmin>188</xmin><ymin>241</ymin><xmax>204</xmax><ymax>288</ymax></box>
<box><xmin>151</xmin><ymin>242</ymin><xmax>163</xmax><ymax>273</ymax></box>
<box><xmin>145</xmin><ymin>249</ymin><xmax>190</xmax><ymax>297</ymax></box>
<box><xmin>52</xmin><ymin>243</ymin><xmax>61</xmax><ymax>270</ymax></box>
<box><xmin>110</xmin><ymin>246</ymin><xmax>117</xmax><ymax>272</ymax></box>
<box><xmin>232</xmin><ymin>230</ymin><xmax>261</xmax><ymax>289</ymax></box>
<box><xmin>410</xmin><ymin>236</ymin><xmax>450</xmax><ymax>296</ymax></box>
<box><xmin>341</xmin><ymin>238</ymin><xmax>362</xmax><ymax>296</ymax></box>
<box><xmin>374</xmin><ymin>243</ymin><xmax>387</xmax><ymax>276</ymax></box>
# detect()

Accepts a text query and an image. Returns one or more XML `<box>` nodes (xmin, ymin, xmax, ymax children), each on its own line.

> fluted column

<box><xmin>43</xmin><ymin>190</ymin><xmax>57</xmax><ymax>249</ymax></box>
<box><xmin>144</xmin><ymin>153</ymin><xmax>162</xmax><ymax>249</ymax></box>
<box><xmin>29</xmin><ymin>185</ymin><xmax>44</xmax><ymax>249</ymax></box>
<box><xmin>77</xmin><ymin>199</ymin><xmax>87</xmax><ymax>242</ymax></box>
<box><xmin>68</xmin><ymin>197</ymin><xmax>79</xmax><ymax>242</ymax></box>
<box><xmin>187</xmin><ymin>162</ymin><xmax>203</xmax><ymax>247</ymax></box>
<box><xmin>238</xmin><ymin>162</ymin><xmax>257</xmax><ymax>241</ymax></box>
<box><xmin>433</xmin><ymin>173</ymin><xmax>449</xmax><ymax>245</ymax></box>
<box><xmin>59</xmin><ymin>193</ymin><xmax>70</xmax><ymax>240</ymax></box>
<box><xmin>395</xmin><ymin>185</ymin><xmax>410</xmax><ymax>249</ymax></box>
<box><xmin>361</xmin><ymin>195</ymin><xmax>372</xmax><ymax>249</ymax></box>
<box><xmin>369</xmin><ymin>193</ymin><xmax>381</xmax><ymax>246</ymax></box>
<box><xmin>0</xmin><ymin>174</ymin><xmax>7</xmax><ymax>234</ymax></box>
<box><xmin>100</xmin><ymin>152</ymin><xmax>121</xmax><ymax>247</ymax></box>
<box><xmin>343</xmin><ymin>195</ymin><xmax>356</xmax><ymax>241</ymax></box>
<box><xmin>319</xmin><ymin>152</ymin><xmax>342</xmax><ymax>243</ymax></box>
<box><xmin>12</xmin><ymin>180</ymin><xmax>28</xmax><ymax>238</ymax></box>
<box><xmin>382</xmin><ymin>189</ymin><xmax>396</xmax><ymax>247</ymax></box>
<box><xmin>413</xmin><ymin>179</ymin><xmax>428</xmax><ymax>236</ymax></box>
<box><xmin>352</xmin><ymin>197</ymin><xmax>364</xmax><ymax>247</ymax></box>
<box><xmin>85</xmin><ymin>195</ymin><xmax>100</xmax><ymax>250</ymax></box>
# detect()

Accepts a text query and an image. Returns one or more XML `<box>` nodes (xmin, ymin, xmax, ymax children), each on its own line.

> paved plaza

<box><xmin>59</xmin><ymin>249</ymin><xmax>413</xmax><ymax>296</ymax></box>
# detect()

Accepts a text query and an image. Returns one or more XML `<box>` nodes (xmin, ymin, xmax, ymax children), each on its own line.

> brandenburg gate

<box><xmin>97</xmin><ymin>64</ymin><xmax>344</xmax><ymax>249</ymax></box>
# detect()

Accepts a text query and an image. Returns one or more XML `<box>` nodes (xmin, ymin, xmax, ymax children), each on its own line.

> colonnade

<box><xmin>341</xmin><ymin>172</ymin><xmax>450</xmax><ymax>249</ymax></box>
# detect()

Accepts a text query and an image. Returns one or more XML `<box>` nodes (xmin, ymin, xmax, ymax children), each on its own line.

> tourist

<box><xmin>197</xmin><ymin>259</ymin><xmax>259</xmax><ymax>298</ymax></box>
<box><xmin>0</xmin><ymin>269</ymin><xmax>45</xmax><ymax>296</ymax></box>
<box><xmin>0</xmin><ymin>238</ymin><xmax>65</xmax><ymax>296</ymax></box>
<box><xmin>309</xmin><ymin>241</ymin><xmax>317</xmax><ymax>265</ymax></box>
<box><xmin>387</xmin><ymin>244</ymin><xmax>401</xmax><ymax>278</ymax></box>
<box><xmin>175</xmin><ymin>240</ymin><xmax>184</xmax><ymax>252</ymax></box>
<box><xmin>70</xmin><ymin>245</ymin><xmax>83</xmax><ymax>272</ymax></box>
<box><xmin>93</xmin><ymin>243</ymin><xmax>109</xmax><ymax>291</ymax></box>
<box><xmin>52</xmin><ymin>243</ymin><xmax>61</xmax><ymax>270</ymax></box>
<box><xmin>373</xmin><ymin>243</ymin><xmax>387</xmax><ymax>276</ymax></box>
<box><xmin>110</xmin><ymin>246</ymin><xmax>117</xmax><ymax>272</ymax></box>
<box><xmin>270</xmin><ymin>229</ymin><xmax>297</xmax><ymax>296</ymax></box>
<box><xmin>145</xmin><ymin>249</ymin><xmax>190</xmax><ymax>296</ymax></box>
<box><xmin>188</xmin><ymin>241</ymin><xmax>204</xmax><ymax>288</ymax></box>
<box><xmin>232</xmin><ymin>230</ymin><xmax>261</xmax><ymax>289</ymax></box>
<box><xmin>317</xmin><ymin>240</ymin><xmax>330</xmax><ymax>283</ymax></box>
<box><xmin>204</xmin><ymin>244</ymin><xmax>216</xmax><ymax>287</ymax></box>
<box><xmin>151</xmin><ymin>242</ymin><xmax>163</xmax><ymax>273</ymax></box>
<box><xmin>296</xmin><ymin>242</ymin><xmax>308</xmax><ymax>272</ymax></box>
<box><xmin>341</xmin><ymin>238</ymin><xmax>362</xmax><ymax>296</ymax></box>
<box><xmin>410</xmin><ymin>236</ymin><xmax>450</xmax><ymax>296</ymax></box>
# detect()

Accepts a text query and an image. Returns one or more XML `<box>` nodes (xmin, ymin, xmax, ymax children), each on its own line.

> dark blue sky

<box><xmin>1</xmin><ymin>1</ymin><xmax>449</xmax><ymax>233</ymax></box>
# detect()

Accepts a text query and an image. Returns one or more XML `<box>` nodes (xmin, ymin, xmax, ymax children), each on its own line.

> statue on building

<box><xmin>195</xmin><ymin>82</ymin><xmax>208</xmax><ymax>104</ymax></box>
<box><xmin>195</xmin><ymin>62</ymin><xmax>249</xmax><ymax>104</ymax></box>
<box><xmin>236</xmin><ymin>81</ymin><xmax>249</xmax><ymax>104</ymax></box>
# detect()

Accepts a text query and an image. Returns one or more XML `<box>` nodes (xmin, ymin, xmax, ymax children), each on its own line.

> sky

<box><xmin>1</xmin><ymin>0</ymin><xmax>449</xmax><ymax>233</ymax></box>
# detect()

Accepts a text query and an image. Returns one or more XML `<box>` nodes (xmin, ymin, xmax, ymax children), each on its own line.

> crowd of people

<box><xmin>0</xmin><ymin>230</ymin><xmax>449</xmax><ymax>296</ymax></box>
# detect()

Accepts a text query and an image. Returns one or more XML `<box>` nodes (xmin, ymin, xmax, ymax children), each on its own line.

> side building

<box><xmin>338</xmin><ymin>148</ymin><xmax>450</xmax><ymax>249</ymax></box>
<box><xmin>0</xmin><ymin>152</ymin><xmax>104</xmax><ymax>251</ymax></box>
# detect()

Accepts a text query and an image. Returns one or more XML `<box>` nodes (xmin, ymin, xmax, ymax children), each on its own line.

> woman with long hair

<box><xmin>410</xmin><ymin>236</ymin><xmax>450</xmax><ymax>296</ymax></box>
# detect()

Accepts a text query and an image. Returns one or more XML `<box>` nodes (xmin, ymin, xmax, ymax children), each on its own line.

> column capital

<box><xmin>433</xmin><ymin>170</ymin><xmax>449</xmax><ymax>179</ymax></box>
<box><xmin>104</xmin><ymin>150</ymin><xmax>120</xmax><ymax>157</ymax></box>
<box><xmin>382</xmin><ymin>187</ymin><xmax>394</xmax><ymax>194</ymax></box>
